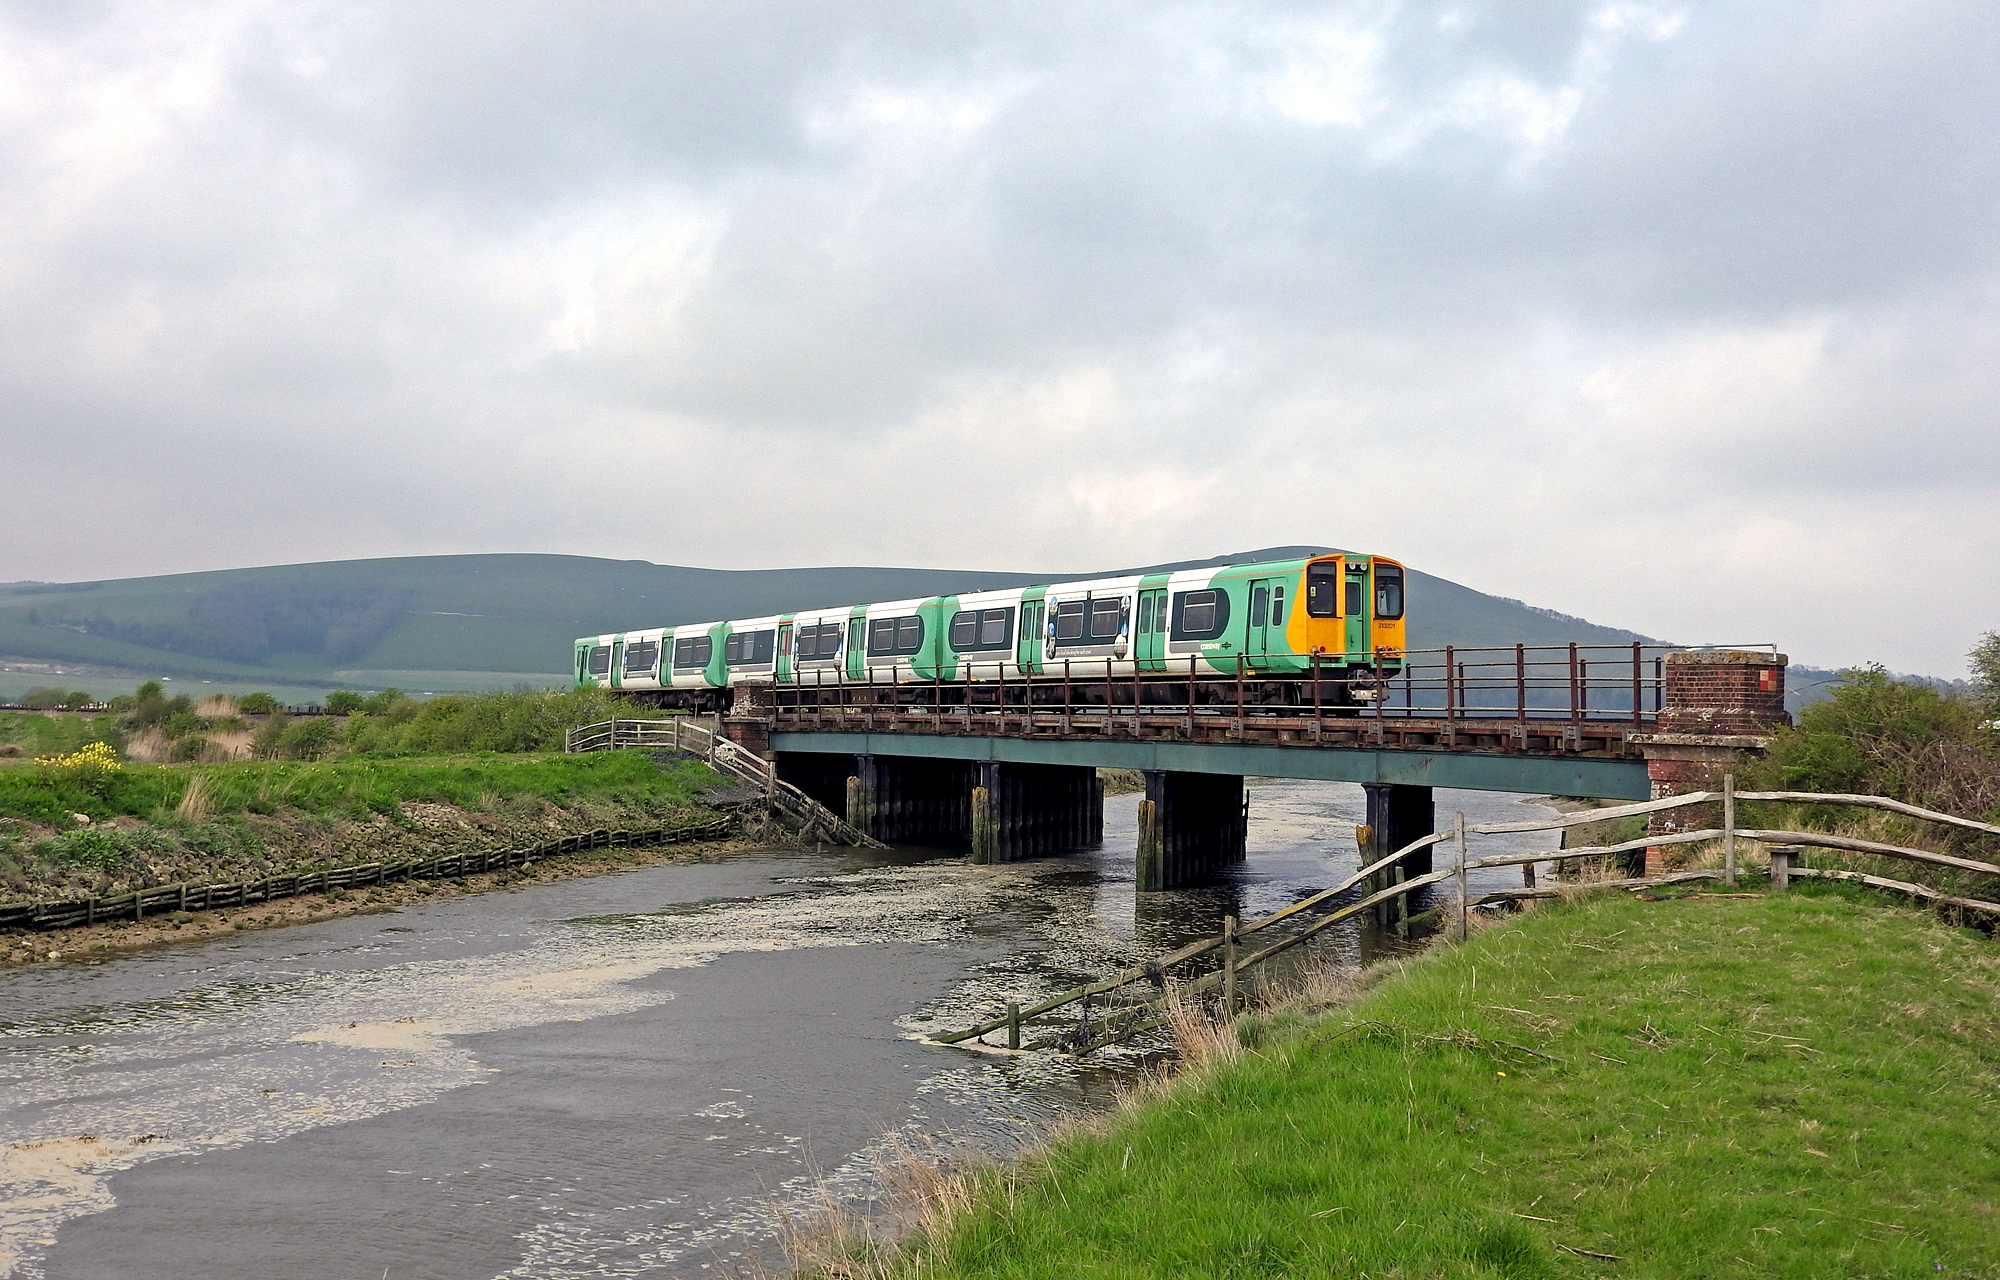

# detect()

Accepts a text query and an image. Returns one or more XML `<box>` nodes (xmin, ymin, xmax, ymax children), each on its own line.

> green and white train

<box><xmin>574</xmin><ymin>551</ymin><xmax>1407</xmax><ymax>712</ymax></box>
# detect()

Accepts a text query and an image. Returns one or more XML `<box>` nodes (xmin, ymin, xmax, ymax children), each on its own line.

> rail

<box><xmin>0</xmin><ymin>817</ymin><xmax>735</xmax><ymax>934</ymax></box>
<box><xmin>565</xmin><ymin>716</ymin><xmax>887</xmax><ymax>849</ymax></box>
<box><xmin>929</xmin><ymin>785</ymin><xmax>2000</xmax><ymax>1055</ymax></box>
<box><xmin>766</xmin><ymin>644</ymin><xmax>1687</xmax><ymax>754</ymax></box>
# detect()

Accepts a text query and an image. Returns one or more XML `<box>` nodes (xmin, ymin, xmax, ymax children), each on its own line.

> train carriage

<box><xmin>575</xmin><ymin>551</ymin><xmax>1405</xmax><ymax>712</ymax></box>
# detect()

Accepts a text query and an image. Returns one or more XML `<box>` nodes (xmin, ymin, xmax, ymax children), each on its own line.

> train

<box><xmin>573</xmin><ymin>551</ymin><xmax>1406</xmax><ymax>713</ymax></box>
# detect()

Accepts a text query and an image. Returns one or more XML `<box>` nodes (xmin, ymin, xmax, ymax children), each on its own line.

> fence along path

<box><xmin>0</xmin><ymin>815</ymin><xmax>735</xmax><ymax>935</ymax></box>
<box><xmin>565</xmin><ymin>716</ymin><xmax>887</xmax><ymax>849</ymax></box>
<box><xmin>931</xmin><ymin>785</ymin><xmax>2000</xmax><ymax>1056</ymax></box>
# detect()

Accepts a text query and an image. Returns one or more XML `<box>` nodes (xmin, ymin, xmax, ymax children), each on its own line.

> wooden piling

<box><xmin>1007</xmin><ymin>1001</ymin><xmax>1021</xmax><ymax>1051</ymax></box>
<box><xmin>1223</xmin><ymin>915</ymin><xmax>1238</xmax><ymax>1015</ymax></box>
<box><xmin>971</xmin><ymin>786</ymin><xmax>996</xmax><ymax>864</ymax></box>
<box><xmin>1136</xmin><ymin>799</ymin><xmax>1162</xmax><ymax>892</ymax></box>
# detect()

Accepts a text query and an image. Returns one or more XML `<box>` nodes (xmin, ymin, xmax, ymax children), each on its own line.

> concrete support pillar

<box><xmin>1635</xmin><ymin>650</ymin><xmax>1789</xmax><ymax>874</ymax></box>
<box><xmin>1137</xmin><ymin>771</ymin><xmax>1247</xmax><ymax>890</ymax></box>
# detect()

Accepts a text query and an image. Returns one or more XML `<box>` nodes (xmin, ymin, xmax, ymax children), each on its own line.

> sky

<box><xmin>1</xmin><ymin>1</ymin><xmax>1995</xmax><ymax>676</ymax></box>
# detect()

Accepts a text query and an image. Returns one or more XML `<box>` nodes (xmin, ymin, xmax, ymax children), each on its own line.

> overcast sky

<box><xmin>2</xmin><ymin>1</ymin><xmax>1995</xmax><ymax>675</ymax></box>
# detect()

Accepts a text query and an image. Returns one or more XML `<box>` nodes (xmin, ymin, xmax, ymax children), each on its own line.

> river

<box><xmin>0</xmin><ymin>781</ymin><xmax>1562</xmax><ymax>1279</ymax></box>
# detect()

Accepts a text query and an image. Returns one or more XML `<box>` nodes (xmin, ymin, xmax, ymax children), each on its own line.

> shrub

<box><xmin>236</xmin><ymin>692</ymin><xmax>279</xmax><ymax>715</ymax></box>
<box><xmin>52</xmin><ymin>827</ymin><xmax>129</xmax><ymax>869</ymax></box>
<box><xmin>21</xmin><ymin>688</ymin><xmax>69</xmax><ymax>710</ymax></box>
<box><xmin>324</xmin><ymin>691</ymin><xmax>364</xmax><ymax>715</ymax></box>
<box><xmin>1972</xmin><ymin>631</ymin><xmax>2000</xmax><ymax>719</ymax></box>
<box><xmin>251</xmin><ymin>712</ymin><xmax>290</xmax><ymax>759</ymax></box>
<box><xmin>361</xmin><ymin>688</ymin><xmax>408</xmax><ymax>717</ymax></box>
<box><xmin>275</xmin><ymin>717</ymin><xmax>342</xmax><ymax>761</ymax></box>
<box><xmin>36</xmin><ymin>741</ymin><xmax>123</xmax><ymax>793</ymax></box>
<box><xmin>170</xmin><ymin>735</ymin><xmax>213</xmax><ymax>763</ymax></box>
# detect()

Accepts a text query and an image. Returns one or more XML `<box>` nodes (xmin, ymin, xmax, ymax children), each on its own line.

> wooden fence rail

<box><xmin>932</xmin><ymin>782</ymin><xmax>2000</xmax><ymax>1055</ymax></box>
<box><xmin>0</xmin><ymin>816</ymin><xmax>735</xmax><ymax>935</ymax></box>
<box><xmin>565</xmin><ymin>717</ymin><xmax>887</xmax><ymax>849</ymax></box>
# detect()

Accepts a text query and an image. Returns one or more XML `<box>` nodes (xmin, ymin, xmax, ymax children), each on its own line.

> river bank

<box><xmin>812</xmin><ymin>881</ymin><xmax>2000</xmax><ymax>1279</ymax></box>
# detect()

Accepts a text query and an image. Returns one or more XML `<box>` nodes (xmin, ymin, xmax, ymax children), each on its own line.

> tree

<box><xmin>236</xmin><ymin>692</ymin><xmax>279</xmax><ymax>715</ymax></box>
<box><xmin>324</xmin><ymin>690</ymin><xmax>364</xmax><ymax>715</ymax></box>
<box><xmin>1971</xmin><ymin>631</ymin><xmax>2000</xmax><ymax>718</ymax></box>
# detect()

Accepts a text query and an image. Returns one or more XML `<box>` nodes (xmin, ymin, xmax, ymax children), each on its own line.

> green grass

<box><xmin>883</xmin><ymin>888</ymin><xmax>2000</xmax><ymax>1279</ymax></box>
<box><xmin>0</xmin><ymin>750</ymin><xmax>709</xmax><ymax>826</ymax></box>
<box><xmin>0</xmin><ymin>711</ymin><xmax>120</xmax><ymax>759</ymax></box>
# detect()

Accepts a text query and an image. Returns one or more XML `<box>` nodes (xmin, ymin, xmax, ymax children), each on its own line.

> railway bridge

<box><xmin>711</xmin><ymin>644</ymin><xmax>1790</xmax><ymax>890</ymax></box>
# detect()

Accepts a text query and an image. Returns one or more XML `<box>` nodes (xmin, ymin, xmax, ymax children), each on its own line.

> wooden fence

<box><xmin>565</xmin><ymin>716</ymin><xmax>886</xmax><ymax>849</ymax></box>
<box><xmin>0</xmin><ymin>815</ymin><xmax>735</xmax><ymax>935</ymax></box>
<box><xmin>931</xmin><ymin>783</ymin><xmax>2000</xmax><ymax>1055</ymax></box>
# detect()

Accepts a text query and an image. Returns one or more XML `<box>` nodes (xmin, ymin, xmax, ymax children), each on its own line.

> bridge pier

<box><xmin>834</xmin><ymin>754</ymin><xmax>982</xmax><ymax>844</ymax></box>
<box><xmin>1135</xmin><ymin>771</ymin><xmax>1247</xmax><ymax>891</ymax></box>
<box><xmin>1633</xmin><ymin>651</ymin><xmax>1788</xmax><ymax>874</ymax></box>
<box><xmin>969</xmin><ymin>762</ymin><xmax>1102</xmax><ymax>863</ymax></box>
<box><xmin>1362</xmin><ymin>782</ymin><xmax>1435</xmax><ymax>929</ymax></box>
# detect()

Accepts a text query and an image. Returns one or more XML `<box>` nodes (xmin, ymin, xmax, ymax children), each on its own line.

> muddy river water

<box><xmin>0</xmin><ymin>782</ymin><xmax>1563</xmax><ymax>1280</ymax></box>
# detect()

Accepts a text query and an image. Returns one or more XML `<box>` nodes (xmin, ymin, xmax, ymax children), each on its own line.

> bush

<box><xmin>324</xmin><ymin>691</ymin><xmax>364</xmax><ymax>715</ymax></box>
<box><xmin>20</xmin><ymin>688</ymin><xmax>90</xmax><ymax>710</ymax></box>
<box><xmin>236</xmin><ymin>692</ymin><xmax>279</xmax><ymax>715</ymax></box>
<box><xmin>52</xmin><ymin>827</ymin><xmax>129</xmax><ymax>869</ymax></box>
<box><xmin>170</xmin><ymin>735</ymin><xmax>213</xmax><ymax>763</ymax></box>
<box><xmin>275</xmin><ymin>718</ymin><xmax>342</xmax><ymax>761</ymax></box>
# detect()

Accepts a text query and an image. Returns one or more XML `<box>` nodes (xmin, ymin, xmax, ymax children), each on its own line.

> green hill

<box><xmin>0</xmin><ymin>548</ymin><xmax>1663</xmax><ymax>698</ymax></box>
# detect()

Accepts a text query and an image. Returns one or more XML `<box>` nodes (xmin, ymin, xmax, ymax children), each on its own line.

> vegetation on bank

<box><xmin>0</xmin><ymin>749</ymin><xmax>716</xmax><ymax>904</ymax></box>
<box><xmin>834</xmin><ymin>886</ymin><xmax>2000</xmax><ymax>1279</ymax></box>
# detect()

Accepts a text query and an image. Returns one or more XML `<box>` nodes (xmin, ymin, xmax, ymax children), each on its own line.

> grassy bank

<box><xmin>852</xmin><ymin>885</ymin><xmax>2000</xmax><ymax>1279</ymax></box>
<box><xmin>0</xmin><ymin>751</ymin><xmax>718</xmax><ymax>904</ymax></box>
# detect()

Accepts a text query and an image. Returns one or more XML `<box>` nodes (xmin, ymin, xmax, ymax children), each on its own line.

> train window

<box><xmin>1171</xmin><ymin>589</ymin><xmax>1229</xmax><ymax>640</ymax></box>
<box><xmin>797</xmin><ymin>622</ymin><xmax>841</xmax><ymax>658</ymax></box>
<box><xmin>1374</xmin><ymin>565</ymin><xmax>1405</xmax><ymax>619</ymax></box>
<box><xmin>623</xmin><ymin>640</ymin><xmax>659</xmax><ymax>674</ymax></box>
<box><xmin>1307</xmin><ymin>567</ymin><xmax>1340</xmax><ymax>617</ymax></box>
<box><xmin>725</xmin><ymin>629</ymin><xmax>775</xmax><ymax>666</ymax></box>
<box><xmin>1249</xmin><ymin>587</ymin><xmax>1268</xmax><ymax>628</ymax></box>
<box><xmin>589</xmin><ymin>645</ymin><xmax>612</xmax><ymax>677</ymax></box>
<box><xmin>1346</xmin><ymin>581</ymin><xmax>1363</xmax><ymax>616</ymax></box>
<box><xmin>723</xmin><ymin>633</ymin><xmax>743</xmax><ymax>664</ymax></box>
<box><xmin>979</xmin><ymin>608</ymin><xmax>1009</xmax><ymax>647</ymax></box>
<box><xmin>796</xmin><ymin>625</ymin><xmax>817</xmax><ymax>658</ymax></box>
<box><xmin>672</xmin><ymin>636</ymin><xmax>713</xmax><ymax>669</ymax></box>
<box><xmin>1137</xmin><ymin>596</ymin><xmax>1153</xmax><ymax>634</ymax></box>
<box><xmin>1053</xmin><ymin>600</ymin><xmax>1085</xmax><ymax>641</ymax></box>
<box><xmin>950</xmin><ymin>611</ymin><xmax>978</xmax><ymax>649</ymax></box>
<box><xmin>1271</xmin><ymin>586</ymin><xmax>1286</xmax><ymax>626</ymax></box>
<box><xmin>869</xmin><ymin>618</ymin><xmax>898</xmax><ymax>653</ymax></box>
<box><xmin>867</xmin><ymin>615</ymin><xmax>925</xmax><ymax>656</ymax></box>
<box><xmin>1090</xmin><ymin>598</ymin><xmax>1122</xmax><ymax>639</ymax></box>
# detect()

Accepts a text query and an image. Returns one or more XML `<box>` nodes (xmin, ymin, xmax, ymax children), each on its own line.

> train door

<box><xmin>1246</xmin><ymin>578</ymin><xmax>1286</xmax><ymax>665</ymax></box>
<box><xmin>1135</xmin><ymin>588</ymin><xmax>1169</xmax><ymax>670</ymax></box>
<box><xmin>776</xmin><ymin>623</ymin><xmax>793</xmax><ymax>683</ymax></box>
<box><xmin>1344</xmin><ymin>561</ymin><xmax>1370</xmax><ymax>657</ymax></box>
<box><xmin>1016</xmin><ymin>599</ymin><xmax>1045</xmax><ymax>675</ymax></box>
<box><xmin>846</xmin><ymin>615</ymin><xmax>866</xmax><ymax>681</ymax></box>
<box><xmin>609</xmin><ymin>639</ymin><xmax>624</xmax><ymax>689</ymax></box>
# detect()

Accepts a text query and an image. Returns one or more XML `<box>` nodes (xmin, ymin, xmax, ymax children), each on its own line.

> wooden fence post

<box><xmin>1723</xmin><ymin>772</ymin><xmax>1738</xmax><ymax>887</ymax></box>
<box><xmin>1223</xmin><ymin>914</ymin><xmax>1238</xmax><ymax>1015</ymax></box>
<box><xmin>1007</xmin><ymin>1001</ymin><xmax>1021</xmax><ymax>1051</ymax></box>
<box><xmin>1455</xmin><ymin>811</ymin><xmax>1469</xmax><ymax>942</ymax></box>
<box><xmin>1769</xmin><ymin>843</ymin><xmax>1798</xmax><ymax>892</ymax></box>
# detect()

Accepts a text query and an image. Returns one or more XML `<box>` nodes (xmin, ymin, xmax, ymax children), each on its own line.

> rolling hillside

<box><xmin>0</xmin><ymin>547</ymin><xmax>1662</xmax><ymax>698</ymax></box>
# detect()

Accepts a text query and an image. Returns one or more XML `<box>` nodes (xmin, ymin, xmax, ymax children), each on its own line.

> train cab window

<box><xmin>1346</xmin><ymin>581</ymin><xmax>1363</xmax><ymax>616</ymax></box>
<box><xmin>1053</xmin><ymin>600</ymin><xmax>1085</xmax><ymax>641</ymax></box>
<box><xmin>623</xmin><ymin>640</ymin><xmax>659</xmax><ymax>675</ymax></box>
<box><xmin>1137</xmin><ymin>596</ymin><xmax>1153</xmax><ymax>634</ymax></box>
<box><xmin>1271</xmin><ymin>586</ymin><xmax>1286</xmax><ymax>626</ymax></box>
<box><xmin>1249</xmin><ymin>587</ymin><xmax>1268</xmax><ymax>628</ymax></box>
<box><xmin>1171</xmin><ymin>589</ymin><xmax>1229</xmax><ymax>640</ymax></box>
<box><xmin>588</xmin><ymin>645</ymin><xmax>612</xmax><ymax>677</ymax></box>
<box><xmin>1089</xmin><ymin>598</ymin><xmax>1122</xmax><ymax>639</ymax></box>
<box><xmin>979</xmin><ymin>608</ymin><xmax>1010</xmax><ymax>647</ymax></box>
<box><xmin>672</xmin><ymin>636</ymin><xmax>713</xmax><ymax>669</ymax></box>
<box><xmin>1306</xmin><ymin>567</ymin><xmax>1341</xmax><ymax>617</ymax></box>
<box><xmin>1374</xmin><ymin>566</ymin><xmax>1405</xmax><ymax>619</ymax></box>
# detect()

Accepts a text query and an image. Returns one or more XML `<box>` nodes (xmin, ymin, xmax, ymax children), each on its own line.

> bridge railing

<box><xmin>928</xmin><ymin>785</ymin><xmax>2000</xmax><ymax>1056</ymax></box>
<box><xmin>772</xmin><ymin>643</ymin><xmax>1689</xmax><ymax>737</ymax></box>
